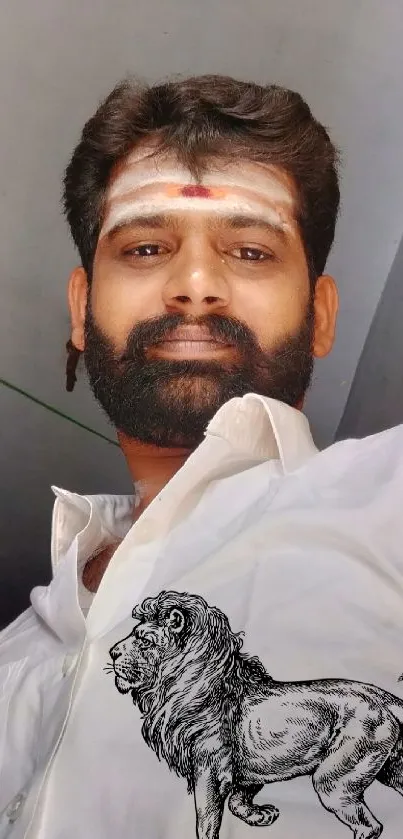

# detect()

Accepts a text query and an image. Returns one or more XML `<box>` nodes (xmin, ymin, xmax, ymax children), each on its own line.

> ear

<box><xmin>165</xmin><ymin>608</ymin><xmax>185</xmax><ymax>635</ymax></box>
<box><xmin>68</xmin><ymin>266</ymin><xmax>88</xmax><ymax>352</ymax></box>
<box><xmin>312</xmin><ymin>274</ymin><xmax>339</xmax><ymax>359</ymax></box>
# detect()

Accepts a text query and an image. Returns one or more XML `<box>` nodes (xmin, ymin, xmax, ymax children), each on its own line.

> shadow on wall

<box><xmin>336</xmin><ymin>234</ymin><xmax>403</xmax><ymax>441</ymax></box>
<box><xmin>0</xmin><ymin>383</ymin><xmax>131</xmax><ymax>630</ymax></box>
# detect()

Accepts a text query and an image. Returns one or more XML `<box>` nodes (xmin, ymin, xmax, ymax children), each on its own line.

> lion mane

<box><xmin>130</xmin><ymin>590</ymin><xmax>272</xmax><ymax>789</ymax></box>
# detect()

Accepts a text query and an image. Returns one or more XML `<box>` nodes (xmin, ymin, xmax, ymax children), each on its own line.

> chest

<box><xmin>5</xmin><ymin>461</ymin><xmax>403</xmax><ymax>839</ymax></box>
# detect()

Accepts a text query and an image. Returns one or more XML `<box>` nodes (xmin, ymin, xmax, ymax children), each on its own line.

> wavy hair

<box><xmin>63</xmin><ymin>74</ymin><xmax>340</xmax><ymax>283</ymax></box>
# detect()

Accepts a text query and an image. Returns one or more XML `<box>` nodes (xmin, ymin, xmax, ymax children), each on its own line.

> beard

<box><xmin>84</xmin><ymin>301</ymin><xmax>315</xmax><ymax>448</ymax></box>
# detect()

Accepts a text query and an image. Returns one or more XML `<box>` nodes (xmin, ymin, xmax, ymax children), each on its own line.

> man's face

<box><xmin>69</xmin><ymin>147</ymin><xmax>337</xmax><ymax>447</ymax></box>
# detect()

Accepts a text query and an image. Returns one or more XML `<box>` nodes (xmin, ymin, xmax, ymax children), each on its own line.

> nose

<box><xmin>109</xmin><ymin>643</ymin><xmax>122</xmax><ymax>661</ymax></box>
<box><xmin>162</xmin><ymin>242</ymin><xmax>230</xmax><ymax>315</ymax></box>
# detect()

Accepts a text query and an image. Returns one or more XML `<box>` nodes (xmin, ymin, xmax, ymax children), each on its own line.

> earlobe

<box><xmin>312</xmin><ymin>274</ymin><xmax>339</xmax><ymax>359</ymax></box>
<box><xmin>68</xmin><ymin>266</ymin><xmax>88</xmax><ymax>351</ymax></box>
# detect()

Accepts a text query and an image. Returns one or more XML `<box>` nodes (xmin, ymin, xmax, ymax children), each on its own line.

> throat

<box><xmin>81</xmin><ymin>496</ymin><xmax>149</xmax><ymax>594</ymax></box>
<box><xmin>82</xmin><ymin>542</ymin><xmax>121</xmax><ymax>593</ymax></box>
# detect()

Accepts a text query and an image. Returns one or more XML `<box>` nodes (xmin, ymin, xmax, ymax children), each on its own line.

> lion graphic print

<box><xmin>108</xmin><ymin>590</ymin><xmax>403</xmax><ymax>839</ymax></box>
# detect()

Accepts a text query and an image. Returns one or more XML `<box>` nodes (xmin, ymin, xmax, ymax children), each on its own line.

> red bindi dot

<box><xmin>180</xmin><ymin>185</ymin><xmax>212</xmax><ymax>198</ymax></box>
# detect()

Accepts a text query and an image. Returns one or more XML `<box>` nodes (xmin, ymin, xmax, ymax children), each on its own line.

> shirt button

<box><xmin>7</xmin><ymin>792</ymin><xmax>26</xmax><ymax>823</ymax></box>
<box><xmin>62</xmin><ymin>652</ymin><xmax>78</xmax><ymax>677</ymax></box>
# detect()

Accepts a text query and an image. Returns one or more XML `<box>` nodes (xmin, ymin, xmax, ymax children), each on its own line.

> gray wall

<box><xmin>1</xmin><ymin>0</ymin><xmax>403</xmax><ymax>626</ymax></box>
<box><xmin>336</xmin><ymin>235</ymin><xmax>403</xmax><ymax>440</ymax></box>
<box><xmin>0</xmin><ymin>384</ymin><xmax>132</xmax><ymax>628</ymax></box>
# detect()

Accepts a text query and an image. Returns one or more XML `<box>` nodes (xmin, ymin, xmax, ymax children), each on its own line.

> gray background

<box><xmin>1</xmin><ymin>0</ymin><xmax>403</xmax><ymax>627</ymax></box>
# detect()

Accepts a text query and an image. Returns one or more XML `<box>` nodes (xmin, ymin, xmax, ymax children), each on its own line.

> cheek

<box><xmin>90</xmin><ymin>257</ymin><xmax>159</xmax><ymax>351</ymax></box>
<box><xmin>236</xmin><ymin>278</ymin><xmax>309</xmax><ymax>347</ymax></box>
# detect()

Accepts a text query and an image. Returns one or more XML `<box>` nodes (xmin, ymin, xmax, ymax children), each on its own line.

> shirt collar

<box><xmin>50</xmin><ymin>488</ymin><xmax>134</xmax><ymax>574</ymax></box>
<box><xmin>206</xmin><ymin>393</ymin><xmax>317</xmax><ymax>470</ymax></box>
<box><xmin>50</xmin><ymin>394</ymin><xmax>317</xmax><ymax>573</ymax></box>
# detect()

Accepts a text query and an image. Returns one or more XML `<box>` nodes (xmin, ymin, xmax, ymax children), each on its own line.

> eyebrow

<box><xmin>223</xmin><ymin>214</ymin><xmax>290</xmax><ymax>242</ymax></box>
<box><xmin>105</xmin><ymin>212</ymin><xmax>290</xmax><ymax>242</ymax></box>
<box><xmin>106</xmin><ymin>214</ymin><xmax>178</xmax><ymax>241</ymax></box>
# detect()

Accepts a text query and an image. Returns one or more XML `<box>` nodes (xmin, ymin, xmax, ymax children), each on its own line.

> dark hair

<box><xmin>63</xmin><ymin>74</ymin><xmax>340</xmax><ymax>280</ymax></box>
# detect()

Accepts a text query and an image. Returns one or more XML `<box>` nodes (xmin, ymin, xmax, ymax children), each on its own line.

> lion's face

<box><xmin>109</xmin><ymin>607</ymin><xmax>185</xmax><ymax>698</ymax></box>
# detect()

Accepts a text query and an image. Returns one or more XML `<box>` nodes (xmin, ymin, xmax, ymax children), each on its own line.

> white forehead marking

<box><xmin>101</xmin><ymin>156</ymin><xmax>295</xmax><ymax>239</ymax></box>
<box><xmin>108</xmin><ymin>163</ymin><xmax>293</xmax><ymax>205</ymax></box>
<box><xmin>100</xmin><ymin>197</ymin><xmax>291</xmax><ymax>238</ymax></box>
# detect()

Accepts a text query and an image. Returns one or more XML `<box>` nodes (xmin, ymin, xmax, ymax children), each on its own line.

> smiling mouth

<box><xmin>150</xmin><ymin>339</ymin><xmax>233</xmax><ymax>357</ymax></box>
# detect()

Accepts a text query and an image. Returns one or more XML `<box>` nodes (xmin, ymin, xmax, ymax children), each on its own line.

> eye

<box><xmin>230</xmin><ymin>246</ymin><xmax>273</xmax><ymax>262</ymax></box>
<box><xmin>139</xmin><ymin>637</ymin><xmax>153</xmax><ymax>648</ymax></box>
<box><xmin>123</xmin><ymin>243</ymin><xmax>167</xmax><ymax>258</ymax></box>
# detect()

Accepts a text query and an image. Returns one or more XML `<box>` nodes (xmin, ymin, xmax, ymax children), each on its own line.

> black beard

<box><xmin>84</xmin><ymin>304</ymin><xmax>315</xmax><ymax>448</ymax></box>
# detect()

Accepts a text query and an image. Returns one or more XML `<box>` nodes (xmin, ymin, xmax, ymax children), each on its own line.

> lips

<box><xmin>155</xmin><ymin>326</ymin><xmax>230</xmax><ymax>345</ymax></box>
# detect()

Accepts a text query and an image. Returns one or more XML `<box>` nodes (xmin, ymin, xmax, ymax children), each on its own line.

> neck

<box><xmin>118</xmin><ymin>432</ymin><xmax>193</xmax><ymax>519</ymax></box>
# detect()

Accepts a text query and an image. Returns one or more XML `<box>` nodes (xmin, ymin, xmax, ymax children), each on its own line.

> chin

<box><xmin>115</xmin><ymin>674</ymin><xmax>134</xmax><ymax>694</ymax></box>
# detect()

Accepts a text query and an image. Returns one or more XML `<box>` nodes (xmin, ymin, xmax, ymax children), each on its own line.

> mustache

<box><xmin>120</xmin><ymin>313</ymin><xmax>259</xmax><ymax>362</ymax></box>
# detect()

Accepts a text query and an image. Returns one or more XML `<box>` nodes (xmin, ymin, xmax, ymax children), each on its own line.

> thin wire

<box><xmin>0</xmin><ymin>377</ymin><xmax>119</xmax><ymax>447</ymax></box>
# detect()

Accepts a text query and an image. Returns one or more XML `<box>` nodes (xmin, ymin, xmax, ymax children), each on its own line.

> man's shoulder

<box><xmin>317</xmin><ymin>422</ymin><xmax>403</xmax><ymax>486</ymax></box>
<box><xmin>328</xmin><ymin>422</ymin><xmax>403</xmax><ymax>459</ymax></box>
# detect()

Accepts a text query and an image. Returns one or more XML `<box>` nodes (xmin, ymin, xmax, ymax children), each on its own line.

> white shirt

<box><xmin>1</xmin><ymin>392</ymin><xmax>403</xmax><ymax>839</ymax></box>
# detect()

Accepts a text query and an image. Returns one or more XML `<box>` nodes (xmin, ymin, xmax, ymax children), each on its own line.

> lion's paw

<box><xmin>244</xmin><ymin>805</ymin><xmax>280</xmax><ymax>827</ymax></box>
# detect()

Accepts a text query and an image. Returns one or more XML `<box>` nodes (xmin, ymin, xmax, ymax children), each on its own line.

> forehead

<box><xmin>136</xmin><ymin>622</ymin><xmax>156</xmax><ymax>636</ymax></box>
<box><xmin>99</xmin><ymin>146</ymin><xmax>299</xmax><ymax>241</ymax></box>
<box><xmin>107</xmin><ymin>146</ymin><xmax>297</xmax><ymax>203</ymax></box>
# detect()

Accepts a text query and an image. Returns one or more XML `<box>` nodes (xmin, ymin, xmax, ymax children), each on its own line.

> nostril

<box><xmin>109</xmin><ymin>647</ymin><xmax>122</xmax><ymax>661</ymax></box>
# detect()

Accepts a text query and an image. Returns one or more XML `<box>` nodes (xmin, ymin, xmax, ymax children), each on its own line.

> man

<box><xmin>1</xmin><ymin>74</ymin><xmax>403</xmax><ymax>839</ymax></box>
